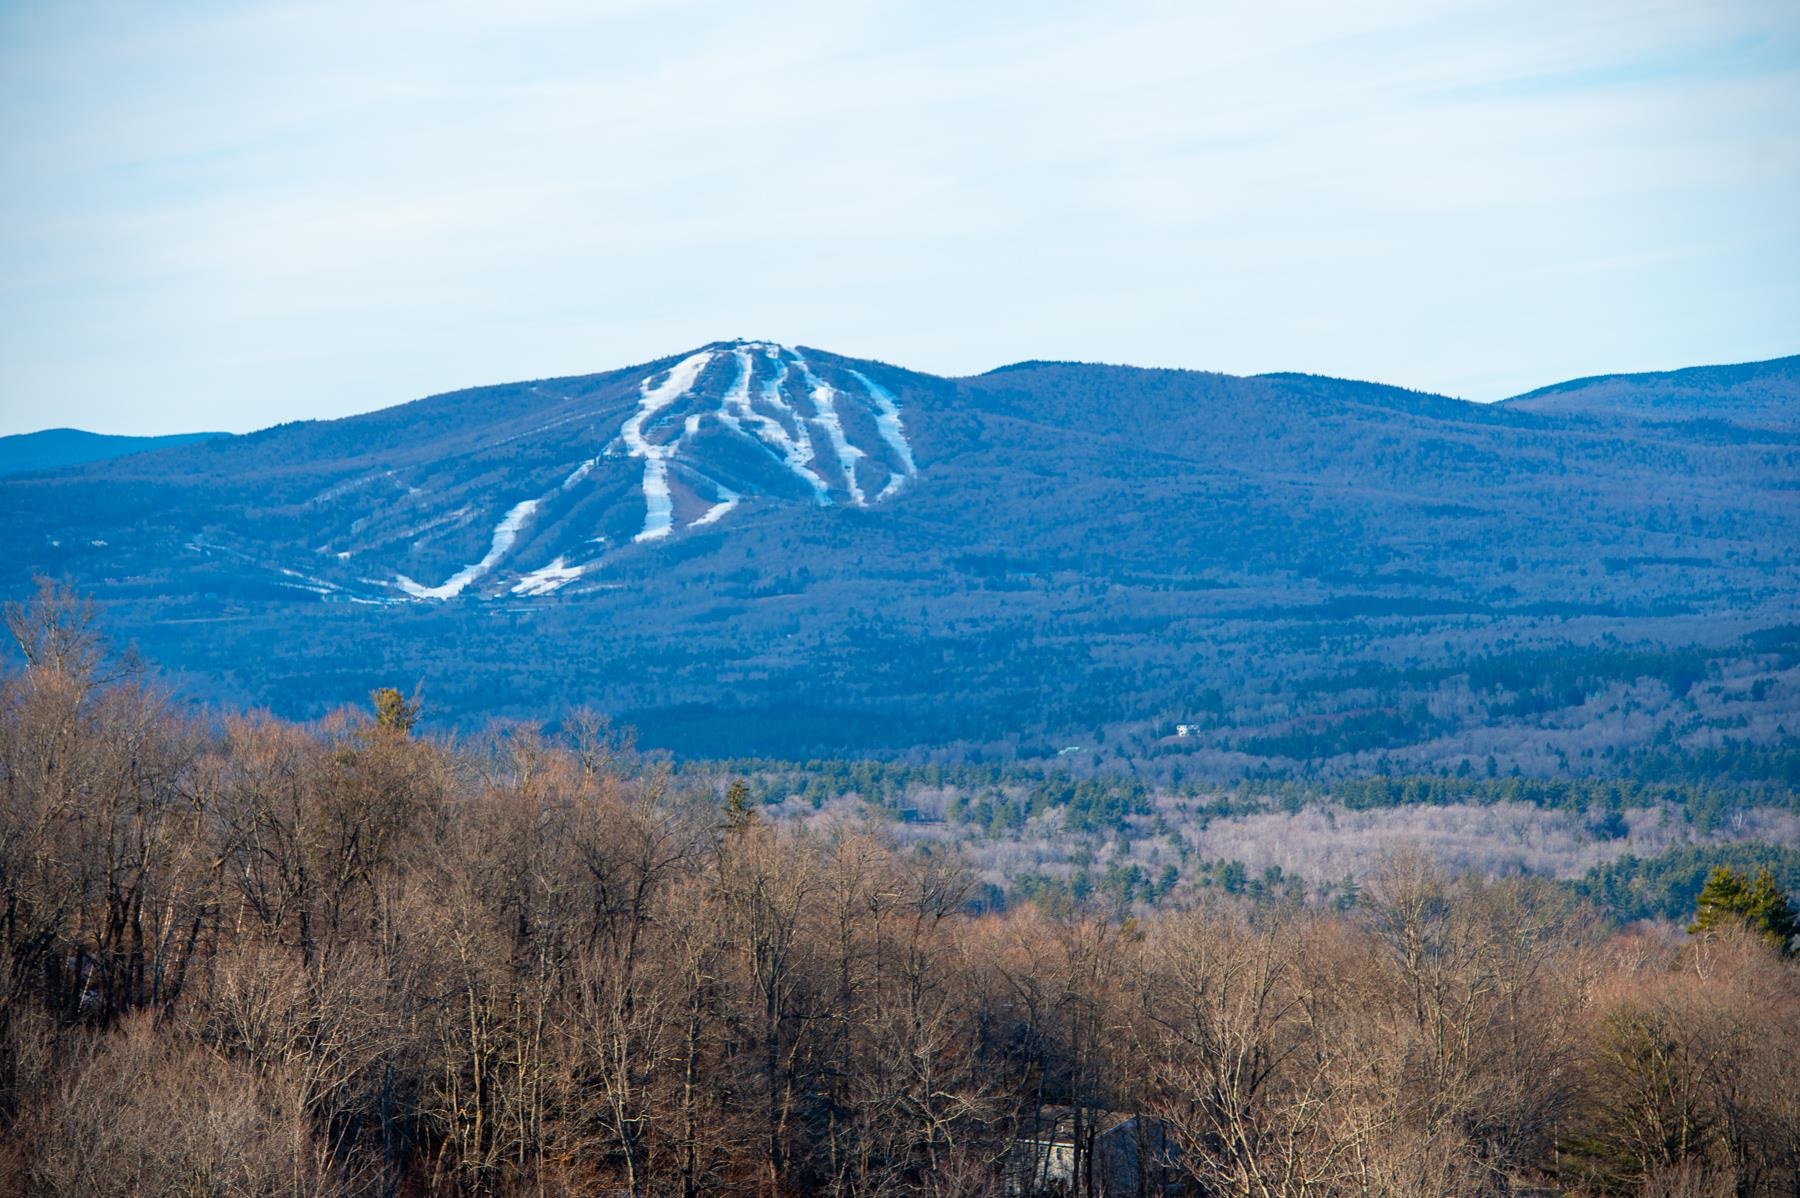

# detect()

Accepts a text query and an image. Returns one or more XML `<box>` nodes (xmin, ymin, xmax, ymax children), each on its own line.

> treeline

<box><xmin>700</xmin><ymin>758</ymin><xmax>1154</xmax><ymax>832</ymax></box>
<box><xmin>1007</xmin><ymin>845</ymin><xmax>1800</xmax><ymax>927</ymax></box>
<box><xmin>1010</xmin><ymin>858</ymin><xmax>1321</xmax><ymax>916</ymax></box>
<box><xmin>705</xmin><ymin>756</ymin><xmax>1794</xmax><ymax>842</ymax></box>
<box><xmin>4</xmin><ymin>586</ymin><xmax>1800</xmax><ymax>1197</ymax></box>
<box><xmin>1577</xmin><ymin>842</ymin><xmax>1800</xmax><ymax>924</ymax></box>
<box><xmin>1241</xmin><ymin>773</ymin><xmax>1798</xmax><ymax>827</ymax></box>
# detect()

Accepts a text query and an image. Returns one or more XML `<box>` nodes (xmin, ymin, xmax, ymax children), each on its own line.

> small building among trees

<box><xmin>1007</xmin><ymin>1107</ymin><xmax>1180</xmax><ymax>1196</ymax></box>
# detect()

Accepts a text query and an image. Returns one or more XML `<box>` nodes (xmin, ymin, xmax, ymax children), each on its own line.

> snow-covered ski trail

<box><xmin>846</xmin><ymin>368</ymin><xmax>917</xmax><ymax>500</ymax></box>
<box><xmin>788</xmin><ymin>350</ymin><xmax>866</xmax><ymax>506</ymax></box>
<box><xmin>623</xmin><ymin>351</ymin><xmax>714</xmax><ymax>542</ymax></box>
<box><xmin>395</xmin><ymin>498</ymin><xmax>540</xmax><ymax>599</ymax></box>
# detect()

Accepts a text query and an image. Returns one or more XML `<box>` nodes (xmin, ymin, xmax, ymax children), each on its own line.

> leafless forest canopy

<box><xmin>2</xmin><ymin>585</ymin><xmax>1798</xmax><ymax>1197</ymax></box>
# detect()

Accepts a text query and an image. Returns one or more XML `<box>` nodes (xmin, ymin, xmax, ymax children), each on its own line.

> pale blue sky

<box><xmin>1</xmin><ymin>0</ymin><xmax>1796</xmax><ymax>435</ymax></box>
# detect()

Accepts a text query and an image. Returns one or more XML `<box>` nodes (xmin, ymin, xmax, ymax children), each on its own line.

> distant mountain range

<box><xmin>1503</xmin><ymin>356</ymin><xmax>1800</xmax><ymax>426</ymax></box>
<box><xmin>2</xmin><ymin>344</ymin><xmax>1795</xmax><ymax>775</ymax></box>
<box><xmin>0</xmin><ymin>427</ymin><xmax>228</xmax><ymax>477</ymax></box>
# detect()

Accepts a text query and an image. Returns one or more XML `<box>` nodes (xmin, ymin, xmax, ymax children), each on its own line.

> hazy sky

<box><xmin>1</xmin><ymin>0</ymin><xmax>1796</xmax><ymax>435</ymax></box>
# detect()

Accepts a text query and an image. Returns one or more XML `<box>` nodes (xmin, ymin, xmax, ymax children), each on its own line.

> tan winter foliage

<box><xmin>2</xmin><ymin>582</ymin><xmax>1797</xmax><ymax>1196</ymax></box>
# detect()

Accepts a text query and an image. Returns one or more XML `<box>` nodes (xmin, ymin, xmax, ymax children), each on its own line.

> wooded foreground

<box><xmin>2</xmin><ymin>586</ymin><xmax>1797</xmax><ymax>1197</ymax></box>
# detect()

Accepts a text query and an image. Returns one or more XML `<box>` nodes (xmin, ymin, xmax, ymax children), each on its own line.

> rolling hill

<box><xmin>1501</xmin><ymin>355</ymin><xmax>1800</xmax><ymax>428</ymax></box>
<box><xmin>0</xmin><ymin>428</ymin><xmax>228</xmax><ymax>476</ymax></box>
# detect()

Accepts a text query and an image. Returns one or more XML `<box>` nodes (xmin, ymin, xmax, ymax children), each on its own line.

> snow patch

<box><xmin>511</xmin><ymin>556</ymin><xmax>585</xmax><ymax>596</ymax></box>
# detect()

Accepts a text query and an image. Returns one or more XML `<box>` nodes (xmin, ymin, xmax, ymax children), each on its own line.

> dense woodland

<box><xmin>3</xmin><ymin>584</ymin><xmax>1799</xmax><ymax>1197</ymax></box>
<box><xmin>713</xmin><ymin>757</ymin><xmax>1800</xmax><ymax>922</ymax></box>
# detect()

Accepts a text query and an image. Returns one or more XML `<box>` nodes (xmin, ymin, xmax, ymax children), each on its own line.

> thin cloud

<box><xmin>1</xmin><ymin>0</ymin><xmax>1796</xmax><ymax>432</ymax></box>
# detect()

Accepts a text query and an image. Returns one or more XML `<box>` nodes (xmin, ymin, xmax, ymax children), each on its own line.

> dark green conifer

<box><xmin>723</xmin><ymin>779</ymin><xmax>758</xmax><ymax>832</ymax></box>
<box><xmin>1688</xmin><ymin>866</ymin><xmax>1798</xmax><ymax>954</ymax></box>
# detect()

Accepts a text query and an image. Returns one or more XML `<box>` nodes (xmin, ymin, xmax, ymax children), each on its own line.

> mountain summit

<box><xmin>382</xmin><ymin>340</ymin><xmax>920</xmax><ymax>600</ymax></box>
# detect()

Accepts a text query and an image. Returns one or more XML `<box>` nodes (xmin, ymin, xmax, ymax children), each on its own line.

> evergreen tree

<box><xmin>1688</xmin><ymin>866</ymin><xmax>1799</xmax><ymax>954</ymax></box>
<box><xmin>723</xmin><ymin>779</ymin><xmax>758</xmax><ymax>833</ymax></box>
<box><xmin>1589</xmin><ymin>794</ymin><xmax>1629</xmax><ymax>840</ymax></box>
<box><xmin>370</xmin><ymin>686</ymin><xmax>420</xmax><ymax>735</ymax></box>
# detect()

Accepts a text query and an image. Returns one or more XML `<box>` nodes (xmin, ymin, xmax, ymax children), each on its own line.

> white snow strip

<box><xmin>692</xmin><ymin>486</ymin><xmax>740</xmax><ymax>527</ymax></box>
<box><xmin>789</xmin><ymin>352</ymin><xmax>865</xmax><ymax>506</ymax></box>
<box><xmin>280</xmin><ymin>567</ymin><xmax>342</xmax><ymax>593</ymax></box>
<box><xmin>562</xmin><ymin>457</ymin><xmax>600</xmax><ymax>490</ymax></box>
<box><xmin>511</xmin><ymin>556</ymin><xmax>585</xmax><ymax>596</ymax></box>
<box><xmin>622</xmin><ymin>352</ymin><xmax>713</xmax><ymax>542</ymax></box>
<box><xmin>489</xmin><ymin>406</ymin><xmax>599</xmax><ymax>449</ymax></box>
<box><xmin>310</xmin><ymin>472</ymin><xmax>384</xmax><ymax>505</ymax></box>
<box><xmin>637</xmin><ymin>458</ymin><xmax>674</xmax><ymax>541</ymax></box>
<box><xmin>846</xmin><ymin>368</ymin><xmax>917</xmax><ymax>500</ymax></box>
<box><xmin>394</xmin><ymin>498</ymin><xmax>540</xmax><ymax>599</ymax></box>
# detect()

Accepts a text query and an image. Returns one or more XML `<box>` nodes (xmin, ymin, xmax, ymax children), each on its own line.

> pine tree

<box><xmin>1742</xmin><ymin>868</ymin><xmax>1799</xmax><ymax>955</ymax></box>
<box><xmin>723</xmin><ymin>779</ymin><xmax>758</xmax><ymax>833</ymax></box>
<box><xmin>370</xmin><ymin>686</ymin><xmax>420</xmax><ymax>735</ymax></box>
<box><xmin>1688</xmin><ymin>866</ymin><xmax>1798</xmax><ymax>954</ymax></box>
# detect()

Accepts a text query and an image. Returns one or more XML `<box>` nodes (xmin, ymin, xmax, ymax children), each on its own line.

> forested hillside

<box><xmin>4</xmin><ymin>585</ymin><xmax>1798</xmax><ymax>1197</ymax></box>
<box><xmin>1</xmin><ymin>346</ymin><xmax>1794</xmax><ymax>773</ymax></box>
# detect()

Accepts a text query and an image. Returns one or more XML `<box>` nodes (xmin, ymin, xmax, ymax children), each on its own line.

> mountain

<box><xmin>1500</xmin><ymin>354</ymin><xmax>1800</xmax><ymax>429</ymax></box>
<box><xmin>2</xmin><ymin>341</ymin><xmax>1796</xmax><ymax>774</ymax></box>
<box><xmin>0</xmin><ymin>428</ymin><xmax>230</xmax><ymax>477</ymax></box>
